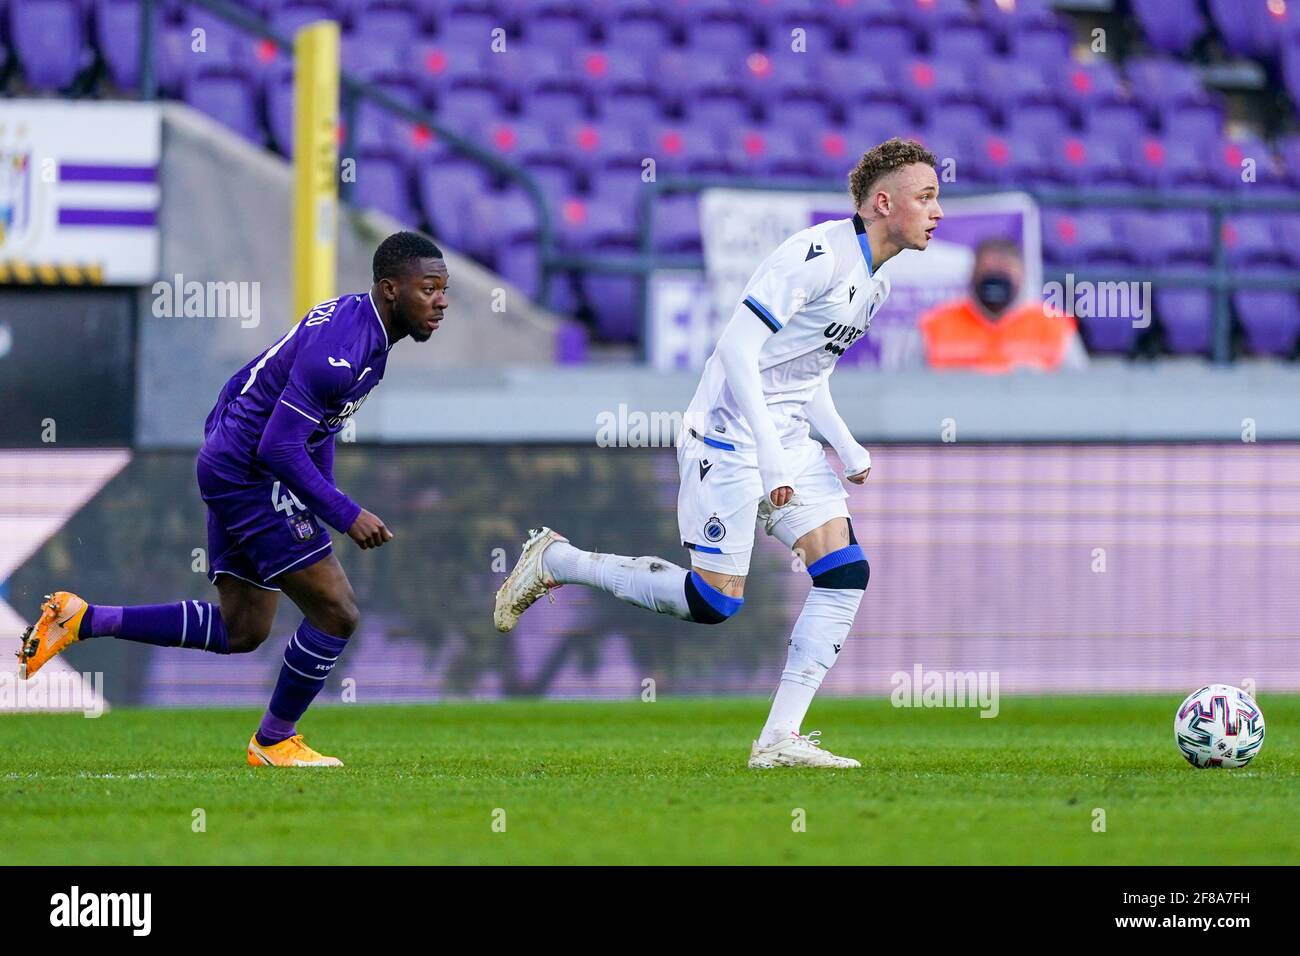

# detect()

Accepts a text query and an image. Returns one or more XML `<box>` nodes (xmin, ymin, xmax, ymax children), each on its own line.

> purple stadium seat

<box><xmin>901</xmin><ymin>58</ymin><xmax>977</xmax><ymax>112</ymax></box>
<box><xmin>350</xmin><ymin>0</ymin><xmax>421</xmax><ymax>43</ymax></box>
<box><xmin>976</xmin><ymin>133</ymin><xmax>1055</xmax><ymax>187</ymax></box>
<box><xmin>977</xmin><ymin>58</ymin><xmax>1059</xmax><ymax>115</ymax></box>
<box><xmin>573</xmin><ymin>46</ymin><xmax>650</xmax><ymax>97</ymax></box>
<box><xmin>1162</xmin><ymin>103</ymin><xmax>1223</xmax><ymax>142</ymax></box>
<box><xmin>1277</xmin><ymin>214</ymin><xmax>1300</xmax><ymax>268</ymax></box>
<box><xmin>1155</xmin><ymin>289</ymin><xmax>1214</xmax><ymax>356</ymax></box>
<box><xmin>1125</xmin><ymin>57</ymin><xmax>1214</xmax><ymax>117</ymax></box>
<box><xmin>183</xmin><ymin>61</ymin><xmax>263</xmax><ymax>144</ymax></box>
<box><xmin>976</xmin><ymin>0</ymin><xmax>1057</xmax><ymax>39</ymax></box>
<box><xmin>930</xmin><ymin>23</ymin><xmax>993</xmax><ymax>63</ymax></box>
<box><xmin>9</xmin><ymin>0</ymin><xmax>92</xmax><ymax>90</ymax></box>
<box><xmin>724</xmin><ymin>127</ymin><xmax>819</xmax><ymax>180</ymax></box>
<box><xmin>1130</xmin><ymin>0</ymin><xmax>1205</xmax><ymax>55</ymax></box>
<box><xmin>351</xmin><ymin>147</ymin><xmax>414</xmax><ymax>224</ymax></box>
<box><xmin>1217</xmin><ymin>136</ymin><xmax>1290</xmax><ymax>193</ymax></box>
<box><xmin>561</xmin><ymin>119</ymin><xmax>647</xmax><ymax>174</ymax></box>
<box><xmin>95</xmin><ymin>0</ymin><xmax>163</xmax><ymax>90</ymax></box>
<box><xmin>1083</xmin><ymin>102</ymin><xmax>1148</xmax><ymax>143</ymax></box>
<box><xmin>841</xmin><ymin>21</ymin><xmax>917</xmax><ymax>61</ymax></box>
<box><xmin>650</xmin><ymin>191</ymin><xmax>701</xmax><ymax>254</ymax></box>
<box><xmin>1222</xmin><ymin>214</ymin><xmax>1290</xmax><ymax>271</ymax></box>
<box><xmin>1284</xmin><ymin>43</ymin><xmax>1300</xmax><ymax>119</ymax></box>
<box><xmin>896</xmin><ymin>0</ymin><xmax>975</xmax><ymax>30</ymax></box>
<box><xmin>1123</xmin><ymin>210</ymin><xmax>1213</xmax><ymax>267</ymax></box>
<box><xmin>842</xmin><ymin>101</ymin><xmax>918</xmax><ymax>151</ymax></box>
<box><xmin>436</xmin><ymin>7</ymin><xmax>501</xmax><ymax>52</ymax></box>
<box><xmin>1207</xmin><ymin>0</ymin><xmax>1293</xmax><ymax>61</ymax></box>
<box><xmin>1234</xmin><ymin>289</ymin><xmax>1300</xmax><ymax>357</ymax></box>
<box><xmin>415</xmin><ymin>154</ymin><xmax>495</xmax><ymax>246</ymax></box>
<box><xmin>1006</xmin><ymin>22</ymin><xmax>1073</xmax><ymax>65</ymax></box>
<box><xmin>1055</xmin><ymin>60</ymin><xmax>1127</xmax><ymax>115</ymax></box>
<box><xmin>683</xmin><ymin>9</ymin><xmax>757</xmax><ymax>54</ymax></box>
<box><xmin>269</xmin><ymin>1</ymin><xmax>338</xmax><ymax>43</ymax></box>
<box><xmin>341</xmin><ymin>35</ymin><xmax>417</xmax><ymax>84</ymax></box>
<box><xmin>1053</xmin><ymin>134</ymin><xmax>1135</xmax><ymax>189</ymax></box>
<box><xmin>1006</xmin><ymin>103</ymin><xmax>1070</xmax><ymax>143</ymax></box>
<box><xmin>763</xmin><ymin>97</ymin><xmax>839</xmax><ymax>136</ymax></box>
<box><xmin>353</xmin><ymin>80</ymin><xmax>426</xmax><ymax>156</ymax></box>
<box><xmin>600</xmin><ymin>6</ymin><xmax>673</xmax><ymax>51</ymax></box>
<box><xmin>818</xmin><ymin>53</ymin><xmax>911</xmax><ymax>110</ymax></box>
<box><xmin>412</xmin><ymin>43</ymin><xmax>491</xmax><ymax>104</ymax></box>
<box><xmin>649</xmin><ymin>122</ymin><xmax>731</xmax><ymax>176</ymax></box>
<box><xmin>523</xmin><ymin>5</ymin><xmax>592</xmax><ymax>49</ymax></box>
<box><xmin>1134</xmin><ymin>136</ymin><xmax>1217</xmax><ymax>192</ymax></box>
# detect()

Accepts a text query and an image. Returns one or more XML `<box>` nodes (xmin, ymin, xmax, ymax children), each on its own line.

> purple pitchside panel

<box><xmin>5</xmin><ymin>445</ymin><xmax>1298</xmax><ymax>704</ymax></box>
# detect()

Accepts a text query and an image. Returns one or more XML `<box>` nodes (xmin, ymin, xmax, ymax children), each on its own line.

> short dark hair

<box><xmin>373</xmin><ymin>231</ymin><xmax>443</xmax><ymax>282</ymax></box>
<box><xmin>848</xmin><ymin>138</ymin><xmax>937</xmax><ymax>210</ymax></box>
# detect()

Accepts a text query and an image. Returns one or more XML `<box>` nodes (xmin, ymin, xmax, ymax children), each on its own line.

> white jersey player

<box><xmin>495</xmin><ymin>139</ymin><xmax>943</xmax><ymax>768</ymax></box>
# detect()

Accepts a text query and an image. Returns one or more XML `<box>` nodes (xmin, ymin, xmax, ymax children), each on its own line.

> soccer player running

<box><xmin>496</xmin><ymin>140</ymin><xmax>942</xmax><ymax>768</ymax></box>
<box><xmin>17</xmin><ymin>232</ymin><xmax>449</xmax><ymax>768</ymax></box>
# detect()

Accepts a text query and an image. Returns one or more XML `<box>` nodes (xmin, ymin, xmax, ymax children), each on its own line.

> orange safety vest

<box><xmin>918</xmin><ymin>297</ymin><xmax>1078</xmax><ymax>373</ymax></box>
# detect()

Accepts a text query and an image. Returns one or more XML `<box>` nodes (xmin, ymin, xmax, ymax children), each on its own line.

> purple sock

<box><xmin>255</xmin><ymin>620</ymin><xmax>348</xmax><ymax>746</ymax></box>
<box><xmin>92</xmin><ymin>602</ymin><xmax>230</xmax><ymax>654</ymax></box>
<box><xmin>79</xmin><ymin>604</ymin><xmax>122</xmax><ymax>638</ymax></box>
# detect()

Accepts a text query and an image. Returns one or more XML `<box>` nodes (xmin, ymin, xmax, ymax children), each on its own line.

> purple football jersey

<box><xmin>198</xmin><ymin>292</ymin><xmax>392</xmax><ymax>531</ymax></box>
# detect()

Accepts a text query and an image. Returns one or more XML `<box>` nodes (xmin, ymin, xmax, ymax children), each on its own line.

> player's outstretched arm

<box><xmin>805</xmin><ymin>379</ymin><xmax>872</xmax><ymax>483</ymax></box>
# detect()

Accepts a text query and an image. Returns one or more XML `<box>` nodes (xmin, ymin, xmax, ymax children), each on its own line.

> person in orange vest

<box><xmin>919</xmin><ymin>238</ymin><xmax>1087</xmax><ymax>372</ymax></box>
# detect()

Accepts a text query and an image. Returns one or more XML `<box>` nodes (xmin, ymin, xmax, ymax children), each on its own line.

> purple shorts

<box><xmin>197</xmin><ymin>455</ymin><xmax>333</xmax><ymax>591</ymax></box>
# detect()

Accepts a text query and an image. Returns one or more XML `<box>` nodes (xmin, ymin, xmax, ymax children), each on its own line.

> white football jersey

<box><xmin>684</xmin><ymin>213</ymin><xmax>890</xmax><ymax>450</ymax></box>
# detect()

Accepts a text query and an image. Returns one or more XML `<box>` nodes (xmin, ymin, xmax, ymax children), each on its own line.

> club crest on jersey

<box><xmin>287</xmin><ymin>513</ymin><xmax>318</xmax><ymax>542</ymax></box>
<box><xmin>703</xmin><ymin>516</ymin><xmax>726</xmax><ymax>543</ymax></box>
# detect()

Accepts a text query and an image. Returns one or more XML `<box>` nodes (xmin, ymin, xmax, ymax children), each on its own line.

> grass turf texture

<box><xmin>1</xmin><ymin>696</ymin><xmax>1297</xmax><ymax>865</ymax></box>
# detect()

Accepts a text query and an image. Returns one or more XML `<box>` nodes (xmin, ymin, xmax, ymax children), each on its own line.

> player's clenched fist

<box><xmin>348</xmin><ymin>509</ymin><xmax>393</xmax><ymax>549</ymax></box>
<box><xmin>769</xmin><ymin>485</ymin><xmax>795</xmax><ymax>507</ymax></box>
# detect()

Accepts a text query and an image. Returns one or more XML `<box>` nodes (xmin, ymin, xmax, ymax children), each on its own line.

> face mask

<box><xmin>975</xmin><ymin>274</ymin><xmax>1014</xmax><ymax>314</ymax></box>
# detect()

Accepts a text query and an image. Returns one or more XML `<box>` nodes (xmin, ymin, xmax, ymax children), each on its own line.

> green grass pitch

<box><xmin>2</xmin><ymin>696</ymin><xmax>1297</xmax><ymax>865</ymax></box>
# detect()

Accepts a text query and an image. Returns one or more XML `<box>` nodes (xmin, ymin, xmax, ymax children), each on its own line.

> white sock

<box><xmin>543</xmin><ymin>542</ymin><xmax>692</xmax><ymax>620</ymax></box>
<box><xmin>758</xmin><ymin>585</ymin><xmax>863</xmax><ymax>747</ymax></box>
<box><xmin>758</xmin><ymin>680</ymin><xmax>819</xmax><ymax>747</ymax></box>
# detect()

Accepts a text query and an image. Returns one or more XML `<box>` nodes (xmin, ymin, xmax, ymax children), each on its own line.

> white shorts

<box><xmin>676</xmin><ymin>429</ymin><xmax>851</xmax><ymax>576</ymax></box>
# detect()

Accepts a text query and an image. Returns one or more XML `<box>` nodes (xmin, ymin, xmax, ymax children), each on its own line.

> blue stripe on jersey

<box><xmin>690</xmin><ymin>428</ymin><xmax>735</xmax><ymax>451</ymax></box>
<box><xmin>684</xmin><ymin>542</ymin><xmax>724</xmax><ymax>554</ymax></box>
<box><xmin>857</xmin><ymin>232</ymin><xmax>874</xmax><ymax>278</ymax></box>
<box><xmin>743</xmin><ymin>295</ymin><xmax>782</xmax><ymax>333</ymax></box>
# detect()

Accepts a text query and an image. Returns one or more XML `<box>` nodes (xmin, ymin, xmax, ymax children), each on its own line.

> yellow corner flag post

<box><xmin>291</xmin><ymin>19</ymin><xmax>340</xmax><ymax>324</ymax></box>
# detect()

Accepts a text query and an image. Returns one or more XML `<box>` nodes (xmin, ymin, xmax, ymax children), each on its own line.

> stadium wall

<box><xmin>6</xmin><ymin>444</ymin><xmax>1299</xmax><ymax>704</ymax></box>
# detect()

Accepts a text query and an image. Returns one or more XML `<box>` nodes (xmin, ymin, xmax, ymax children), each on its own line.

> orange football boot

<box><xmin>17</xmin><ymin>592</ymin><xmax>88</xmax><ymax>680</ymax></box>
<box><xmin>246</xmin><ymin>734</ymin><xmax>344</xmax><ymax>767</ymax></box>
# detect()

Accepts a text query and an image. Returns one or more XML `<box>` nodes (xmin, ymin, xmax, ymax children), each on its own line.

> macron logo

<box><xmin>50</xmin><ymin>886</ymin><xmax>151</xmax><ymax>936</ymax></box>
<box><xmin>805</xmin><ymin>242</ymin><xmax>826</xmax><ymax>261</ymax></box>
<box><xmin>328</xmin><ymin>357</ymin><xmax>351</xmax><ymax>368</ymax></box>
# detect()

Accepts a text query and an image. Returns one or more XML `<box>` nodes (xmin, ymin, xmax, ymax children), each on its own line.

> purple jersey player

<box><xmin>18</xmin><ymin>232</ymin><xmax>449</xmax><ymax>767</ymax></box>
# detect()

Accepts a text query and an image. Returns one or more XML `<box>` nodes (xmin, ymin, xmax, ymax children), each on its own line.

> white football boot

<box><xmin>493</xmin><ymin>527</ymin><xmax>567</xmax><ymax>633</ymax></box>
<box><xmin>748</xmin><ymin>731</ymin><xmax>861</xmax><ymax>769</ymax></box>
